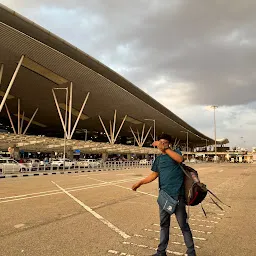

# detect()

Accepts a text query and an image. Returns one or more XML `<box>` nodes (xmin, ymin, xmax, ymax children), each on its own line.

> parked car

<box><xmin>87</xmin><ymin>159</ymin><xmax>101</xmax><ymax>168</ymax></box>
<box><xmin>76</xmin><ymin>159</ymin><xmax>90</xmax><ymax>168</ymax></box>
<box><xmin>139</xmin><ymin>159</ymin><xmax>150</xmax><ymax>165</ymax></box>
<box><xmin>77</xmin><ymin>159</ymin><xmax>102</xmax><ymax>168</ymax></box>
<box><xmin>0</xmin><ymin>158</ymin><xmax>28</xmax><ymax>174</ymax></box>
<box><xmin>51</xmin><ymin>159</ymin><xmax>75</xmax><ymax>169</ymax></box>
<box><xmin>39</xmin><ymin>160</ymin><xmax>52</xmax><ymax>170</ymax></box>
<box><xmin>24</xmin><ymin>158</ymin><xmax>40</xmax><ymax>171</ymax></box>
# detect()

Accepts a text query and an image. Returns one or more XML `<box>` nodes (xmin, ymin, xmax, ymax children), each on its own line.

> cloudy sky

<box><xmin>2</xmin><ymin>0</ymin><xmax>256</xmax><ymax>149</ymax></box>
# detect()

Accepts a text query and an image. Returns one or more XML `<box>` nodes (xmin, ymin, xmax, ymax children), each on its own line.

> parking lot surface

<box><xmin>1</xmin><ymin>163</ymin><xmax>255</xmax><ymax>256</ymax></box>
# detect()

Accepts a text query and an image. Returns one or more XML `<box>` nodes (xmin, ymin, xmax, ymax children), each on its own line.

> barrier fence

<box><xmin>0</xmin><ymin>161</ymin><xmax>153</xmax><ymax>174</ymax></box>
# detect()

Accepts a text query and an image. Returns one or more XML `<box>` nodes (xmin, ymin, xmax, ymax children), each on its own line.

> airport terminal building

<box><xmin>0</xmin><ymin>4</ymin><xmax>227</xmax><ymax>160</ymax></box>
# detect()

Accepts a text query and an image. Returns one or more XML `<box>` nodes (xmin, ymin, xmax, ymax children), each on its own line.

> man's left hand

<box><xmin>152</xmin><ymin>141</ymin><xmax>165</xmax><ymax>151</ymax></box>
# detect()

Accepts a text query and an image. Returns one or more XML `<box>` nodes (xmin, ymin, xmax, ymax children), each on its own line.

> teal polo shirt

<box><xmin>152</xmin><ymin>149</ymin><xmax>184</xmax><ymax>198</ymax></box>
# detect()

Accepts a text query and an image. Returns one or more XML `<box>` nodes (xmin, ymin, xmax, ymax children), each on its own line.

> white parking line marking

<box><xmin>65</xmin><ymin>177</ymin><xmax>141</xmax><ymax>190</ymax></box>
<box><xmin>192</xmin><ymin>214</ymin><xmax>221</xmax><ymax>220</ymax></box>
<box><xmin>108</xmin><ymin>250</ymin><xmax>119</xmax><ymax>254</ymax></box>
<box><xmin>0</xmin><ymin>177</ymin><xmax>141</xmax><ymax>201</ymax></box>
<box><xmin>0</xmin><ymin>177</ymin><xmax>142</xmax><ymax>204</ymax></box>
<box><xmin>190</xmin><ymin>223</ymin><xmax>213</xmax><ymax>228</ymax></box>
<box><xmin>0</xmin><ymin>189</ymin><xmax>60</xmax><ymax>200</ymax></box>
<box><xmin>172</xmin><ymin>226</ymin><xmax>212</xmax><ymax>234</ymax></box>
<box><xmin>52</xmin><ymin>181</ymin><xmax>130</xmax><ymax>239</ymax></box>
<box><xmin>144</xmin><ymin>229</ymin><xmax>206</xmax><ymax>241</ymax></box>
<box><xmin>108</xmin><ymin>250</ymin><xmax>134</xmax><ymax>256</ymax></box>
<box><xmin>189</xmin><ymin>218</ymin><xmax>218</xmax><ymax>224</ymax></box>
<box><xmin>133</xmin><ymin>234</ymin><xmax>201</xmax><ymax>249</ymax></box>
<box><xmin>0</xmin><ymin>191</ymin><xmax>63</xmax><ymax>204</ymax></box>
<box><xmin>14</xmin><ymin>224</ymin><xmax>25</xmax><ymax>229</ymax></box>
<box><xmin>123</xmin><ymin>241</ymin><xmax>184</xmax><ymax>255</ymax></box>
<box><xmin>114</xmin><ymin>184</ymin><xmax>158</xmax><ymax>197</ymax></box>
<box><xmin>153</xmin><ymin>223</ymin><xmax>213</xmax><ymax>229</ymax></box>
<box><xmin>87</xmin><ymin>177</ymin><xmax>158</xmax><ymax>198</ymax></box>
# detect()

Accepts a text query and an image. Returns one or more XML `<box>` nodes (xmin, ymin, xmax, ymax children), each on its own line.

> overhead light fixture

<box><xmin>125</xmin><ymin>116</ymin><xmax>142</xmax><ymax>125</ymax></box>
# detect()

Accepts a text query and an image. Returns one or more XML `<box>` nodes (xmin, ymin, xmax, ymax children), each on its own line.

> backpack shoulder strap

<box><xmin>179</xmin><ymin>163</ymin><xmax>193</xmax><ymax>180</ymax></box>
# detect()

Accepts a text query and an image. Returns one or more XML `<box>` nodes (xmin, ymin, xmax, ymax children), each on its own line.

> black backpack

<box><xmin>180</xmin><ymin>164</ymin><xmax>230</xmax><ymax>215</ymax></box>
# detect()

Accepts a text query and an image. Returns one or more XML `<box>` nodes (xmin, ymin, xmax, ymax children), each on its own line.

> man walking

<box><xmin>132</xmin><ymin>134</ymin><xmax>196</xmax><ymax>256</ymax></box>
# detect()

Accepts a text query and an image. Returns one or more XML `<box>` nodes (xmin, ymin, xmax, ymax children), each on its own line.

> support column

<box><xmin>130</xmin><ymin>124</ymin><xmax>152</xmax><ymax>147</ymax></box>
<box><xmin>0</xmin><ymin>55</ymin><xmax>24</xmax><ymax>113</ymax></box>
<box><xmin>0</xmin><ymin>64</ymin><xmax>3</xmax><ymax>85</ymax></box>
<box><xmin>98</xmin><ymin>110</ymin><xmax>127</xmax><ymax>144</ymax></box>
<box><xmin>50</xmin><ymin>151</ymin><xmax>55</xmax><ymax>161</ymax></box>
<box><xmin>127</xmin><ymin>153</ymin><xmax>131</xmax><ymax>161</ymax></box>
<box><xmin>13</xmin><ymin>146</ymin><xmax>20</xmax><ymax>160</ymax></box>
<box><xmin>102</xmin><ymin>152</ymin><xmax>108</xmax><ymax>162</ymax></box>
<box><xmin>52</xmin><ymin>85</ymin><xmax>90</xmax><ymax>140</ymax></box>
<box><xmin>66</xmin><ymin>148</ymin><xmax>73</xmax><ymax>160</ymax></box>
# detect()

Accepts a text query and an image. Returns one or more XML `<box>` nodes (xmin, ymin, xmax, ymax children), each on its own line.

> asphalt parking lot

<box><xmin>1</xmin><ymin>163</ymin><xmax>255</xmax><ymax>256</ymax></box>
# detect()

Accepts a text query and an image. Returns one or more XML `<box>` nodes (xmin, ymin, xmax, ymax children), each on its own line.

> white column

<box><xmin>68</xmin><ymin>82</ymin><xmax>73</xmax><ymax>138</ymax></box>
<box><xmin>23</xmin><ymin>108</ymin><xmax>39</xmax><ymax>135</ymax></box>
<box><xmin>0</xmin><ymin>55</ymin><xmax>24</xmax><ymax>113</ymax></box>
<box><xmin>114</xmin><ymin>115</ymin><xmax>127</xmax><ymax>143</ymax></box>
<box><xmin>0</xmin><ymin>64</ymin><xmax>3</xmax><ymax>85</ymax></box>
<box><xmin>99</xmin><ymin>115</ymin><xmax>112</xmax><ymax>143</ymax></box>
<box><xmin>17</xmin><ymin>99</ymin><xmax>20</xmax><ymax>134</ymax></box>
<box><xmin>5</xmin><ymin>104</ymin><xmax>17</xmax><ymax>134</ymax></box>
<box><xmin>52</xmin><ymin>89</ymin><xmax>68</xmax><ymax>138</ymax></box>
<box><xmin>20</xmin><ymin>111</ymin><xmax>25</xmax><ymax>134</ymax></box>
<box><xmin>70</xmin><ymin>92</ymin><xmax>90</xmax><ymax>138</ymax></box>
<box><xmin>112</xmin><ymin>110</ymin><xmax>117</xmax><ymax>142</ymax></box>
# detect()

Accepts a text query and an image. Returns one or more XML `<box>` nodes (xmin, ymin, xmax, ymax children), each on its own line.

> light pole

<box><xmin>210</xmin><ymin>105</ymin><xmax>218</xmax><ymax>162</ymax></box>
<box><xmin>83</xmin><ymin>129</ymin><xmax>88</xmax><ymax>141</ymax></box>
<box><xmin>180</xmin><ymin>131</ymin><xmax>189</xmax><ymax>161</ymax></box>
<box><xmin>144</xmin><ymin>119</ymin><xmax>156</xmax><ymax>161</ymax></box>
<box><xmin>53</xmin><ymin>87</ymin><xmax>68</xmax><ymax>170</ymax></box>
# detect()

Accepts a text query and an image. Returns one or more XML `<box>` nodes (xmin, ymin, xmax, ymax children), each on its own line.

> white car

<box><xmin>24</xmin><ymin>158</ymin><xmax>40</xmax><ymax>171</ymax></box>
<box><xmin>139</xmin><ymin>159</ymin><xmax>150</xmax><ymax>165</ymax></box>
<box><xmin>189</xmin><ymin>158</ymin><xmax>197</xmax><ymax>163</ymax></box>
<box><xmin>51</xmin><ymin>159</ymin><xmax>75</xmax><ymax>169</ymax></box>
<box><xmin>77</xmin><ymin>159</ymin><xmax>101</xmax><ymax>168</ymax></box>
<box><xmin>0</xmin><ymin>158</ymin><xmax>28</xmax><ymax>174</ymax></box>
<box><xmin>87</xmin><ymin>159</ymin><xmax>101</xmax><ymax>168</ymax></box>
<box><xmin>76</xmin><ymin>159</ymin><xmax>90</xmax><ymax>168</ymax></box>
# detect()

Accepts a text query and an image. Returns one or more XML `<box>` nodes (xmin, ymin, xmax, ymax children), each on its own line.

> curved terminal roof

<box><xmin>0</xmin><ymin>4</ymin><xmax>227</xmax><ymax>148</ymax></box>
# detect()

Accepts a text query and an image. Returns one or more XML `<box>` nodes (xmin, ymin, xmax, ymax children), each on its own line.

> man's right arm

<box><xmin>132</xmin><ymin>171</ymin><xmax>159</xmax><ymax>191</ymax></box>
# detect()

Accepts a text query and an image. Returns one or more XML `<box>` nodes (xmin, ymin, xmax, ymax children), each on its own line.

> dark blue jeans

<box><xmin>156</xmin><ymin>196</ymin><xmax>196</xmax><ymax>256</ymax></box>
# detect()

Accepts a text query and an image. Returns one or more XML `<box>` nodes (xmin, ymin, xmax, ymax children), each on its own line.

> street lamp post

<box><xmin>144</xmin><ymin>119</ymin><xmax>156</xmax><ymax>161</ymax></box>
<box><xmin>210</xmin><ymin>105</ymin><xmax>218</xmax><ymax>162</ymax></box>
<box><xmin>180</xmin><ymin>131</ymin><xmax>189</xmax><ymax>161</ymax></box>
<box><xmin>83</xmin><ymin>129</ymin><xmax>88</xmax><ymax>141</ymax></box>
<box><xmin>53</xmin><ymin>87</ymin><xmax>68</xmax><ymax>170</ymax></box>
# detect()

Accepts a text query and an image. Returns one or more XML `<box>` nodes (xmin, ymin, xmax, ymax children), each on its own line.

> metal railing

<box><xmin>0</xmin><ymin>161</ymin><xmax>153</xmax><ymax>174</ymax></box>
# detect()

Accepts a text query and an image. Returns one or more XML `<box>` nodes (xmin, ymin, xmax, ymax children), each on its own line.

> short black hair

<box><xmin>158</xmin><ymin>133</ymin><xmax>172</xmax><ymax>143</ymax></box>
